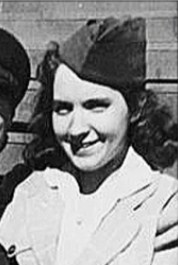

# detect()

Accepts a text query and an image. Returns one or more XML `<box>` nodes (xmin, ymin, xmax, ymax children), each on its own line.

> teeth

<box><xmin>82</xmin><ymin>143</ymin><xmax>90</xmax><ymax>148</ymax></box>
<box><xmin>82</xmin><ymin>141</ymin><xmax>97</xmax><ymax>148</ymax></box>
<box><xmin>71</xmin><ymin>140</ymin><xmax>98</xmax><ymax>153</ymax></box>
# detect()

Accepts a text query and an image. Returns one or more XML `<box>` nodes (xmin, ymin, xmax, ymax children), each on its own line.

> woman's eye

<box><xmin>57</xmin><ymin>109</ymin><xmax>70</xmax><ymax>115</ymax></box>
<box><xmin>84</xmin><ymin>100</ymin><xmax>110</xmax><ymax>112</ymax></box>
<box><xmin>53</xmin><ymin>102</ymin><xmax>72</xmax><ymax>115</ymax></box>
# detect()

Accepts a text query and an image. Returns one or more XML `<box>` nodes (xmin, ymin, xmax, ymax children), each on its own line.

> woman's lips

<box><xmin>71</xmin><ymin>139</ymin><xmax>100</xmax><ymax>155</ymax></box>
<box><xmin>82</xmin><ymin>140</ymin><xmax>98</xmax><ymax>148</ymax></box>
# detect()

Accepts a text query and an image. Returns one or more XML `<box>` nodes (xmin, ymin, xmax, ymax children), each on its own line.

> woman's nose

<box><xmin>68</xmin><ymin>110</ymin><xmax>89</xmax><ymax>138</ymax></box>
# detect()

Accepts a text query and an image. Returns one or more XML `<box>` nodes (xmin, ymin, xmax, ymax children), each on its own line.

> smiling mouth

<box><xmin>71</xmin><ymin>140</ymin><xmax>99</xmax><ymax>154</ymax></box>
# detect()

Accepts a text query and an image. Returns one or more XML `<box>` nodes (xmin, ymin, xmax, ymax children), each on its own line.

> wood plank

<box><xmin>147</xmin><ymin>17</ymin><xmax>177</xmax><ymax>43</ymax></box>
<box><xmin>0</xmin><ymin>144</ymin><xmax>24</xmax><ymax>174</ymax></box>
<box><xmin>147</xmin><ymin>50</ymin><xmax>177</xmax><ymax>79</ymax></box>
<box><xmin>13</xmin><ymin>88</ymin><xmax>40</xmax><ymax>122</ymax></box>
<box><xmin>0</xmin><ymin>12</ymin><xmax>41</xmax><ymax>21</ymax></box>
<box><xmin>1</xmin><ymin>2</ymin><xmax>176</xmax><ymax>21</ymax></box>
<box><xmin>146</xmin><ymin>83</ymin><xmax>178</xmax><ymax>93</ymax></box>
<box><xmin>2</xmin><ymin>2</ymin><xmax>41</xmax><ymax>13</ymax></box>
<box><xmin>8</xmin><ymin>132</ymin><xmax>34</xmax><ymax>144</ymax></box>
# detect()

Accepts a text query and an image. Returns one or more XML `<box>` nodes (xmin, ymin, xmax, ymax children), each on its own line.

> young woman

<box><xmin>0</xmin><ymin>16</ymin><xmax>177</xmax><ymax>265</ymax></box>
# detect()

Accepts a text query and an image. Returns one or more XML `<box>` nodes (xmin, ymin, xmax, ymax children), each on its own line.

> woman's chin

<box><xmin>72</xmin><ymin>159</ymin><xmax>102</xmax><ymax>172</ymax></box>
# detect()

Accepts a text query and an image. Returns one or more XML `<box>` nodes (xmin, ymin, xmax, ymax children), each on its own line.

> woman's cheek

<box><xmin>90</xmin><ymin>111</ymin><xmax>119</xmax><ymax>134</ymax></box>
<box><xmin>52</xmin><ymin>113</ymin><xmax>69</xmax><ymax>136</ymax></box>
<box><xmin>93</xmin><ymin>108</ymin><xmax>128</xmax><ymax>138</ymax></box>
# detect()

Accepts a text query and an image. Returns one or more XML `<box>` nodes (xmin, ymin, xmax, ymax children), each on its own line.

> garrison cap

<box><xmin>0</xmin><ymin>28</ymin><xmax>30</xmax><ymax>120</ymax></box>
<box><xmin>61</xmin><ymin>16</ymin><xmax>146</xmax><ymax>94</ymax></box>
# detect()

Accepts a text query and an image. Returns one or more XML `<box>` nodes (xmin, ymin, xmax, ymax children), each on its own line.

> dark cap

<box><xmin>0</xmin><ymin>28</ymin><xmax>30</xmax><ymax>120</ymax></box>
<box><xmin>61</xmin><ymin>16</ymin><xmax>146</xmax><ymax>94</ymax></box>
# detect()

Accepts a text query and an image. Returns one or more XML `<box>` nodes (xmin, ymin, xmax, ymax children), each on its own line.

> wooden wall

<box><xmin>0</xmin><ymin>1</ymin><xmax>177</xmax><ymax>178</ymax></box>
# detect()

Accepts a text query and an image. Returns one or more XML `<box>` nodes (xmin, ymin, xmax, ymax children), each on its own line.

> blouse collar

<box><xmin>43</xmin><ymin>147</ymin><xmax>158</xmax><ymax>202</ymax></box>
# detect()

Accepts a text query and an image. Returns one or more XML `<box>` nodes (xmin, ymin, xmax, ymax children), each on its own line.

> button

<box><xmin>51</xmin><ymin>185</ymin><xmax>59</xmax><ymax>190</ymax></box>
<box><xmin>76</xmin><ymin>219</ymin><xmax>83</xmax><ymax>226</ymax></box>
<box><xmin>7</xmin><ymin>245</ymin><xmax>16</xmax><ymax>257</ymax></box>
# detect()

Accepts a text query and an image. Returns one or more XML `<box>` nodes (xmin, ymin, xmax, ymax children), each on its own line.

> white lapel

<box><xmin>25</xmin><ymin>170</ymin><xmax>65</xmax><ymax>265</ymax></box>
<box><xmin>73</xmin><ymin>148</ymin><xmax>159</xmax><ymax>265</ymax></box>
<box><xmin>72</xmin><ymin>198</ymin><xmax>140</xmax><ymax>265</ymax></box>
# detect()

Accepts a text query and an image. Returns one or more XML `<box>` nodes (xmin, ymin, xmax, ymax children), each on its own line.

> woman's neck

<box><xmin>63</xmin><ymin>144</ymin><xmax>129</xmax><ymax>194</ymax></box>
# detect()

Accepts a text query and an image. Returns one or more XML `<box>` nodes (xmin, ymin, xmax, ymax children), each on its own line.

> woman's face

<box><xmin>52</xmin><ymin>64</ymin><xmax>129</xmax><ymax>172</ymax></box>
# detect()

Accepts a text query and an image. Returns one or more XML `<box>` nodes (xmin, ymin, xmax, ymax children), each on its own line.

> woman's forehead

<box><xmin>53</xmin><ymin>64</ymin><xmax>119</xmax><ymax>100</ymax></box>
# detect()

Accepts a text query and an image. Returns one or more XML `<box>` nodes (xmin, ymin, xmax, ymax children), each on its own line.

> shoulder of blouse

<box><xmin>14</xmin><ymin>168</ymin><xmax>64</xmax><ymax>198</ymax></box>
<box><xmin>155</xmin><ymin>173</ymin><xmax>178</xmax><ymax>239</ymax></box>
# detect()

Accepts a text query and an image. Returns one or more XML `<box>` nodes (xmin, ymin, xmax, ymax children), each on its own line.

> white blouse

<box><xmin>43</xmin><ymin>147</ymin><xmax>157</xmax><ymax>265</ymax></box>
<box><xmin>0</xmin><ymin>147</ymin><xmax>177</xmax><ymax>265</ymax></box>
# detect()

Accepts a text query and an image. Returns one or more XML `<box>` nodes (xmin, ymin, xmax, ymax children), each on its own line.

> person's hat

<box><xmin>0</xmin><ymin>28</ymin><xmax>30</xmax><ymax>121</ymax></box>
<box><xmin>60</xmin><ymin>16</ymin><xmax>146</xmax><ymax>95</ymax></box>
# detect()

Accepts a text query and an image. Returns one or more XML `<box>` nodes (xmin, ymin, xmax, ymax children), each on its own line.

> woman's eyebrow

<box><xmin>83</xmin><ymin>97</ymin><xmax>111</xmax><ymax>105</ymax></box>
<box><xmin>53</xmin><ymin>100</ymin><xmax>72</xmax><ymax>105</ymax></box>
<box><xmin>53</xmin><ymin>100</ymin><xmax>73</xmax><ymax>110</ymax></box>
<box><xmin>52</xmin><ymin>98</ymin><xmax>111</xmax><ymax>107</ymax></box>
<box><xmin>84</xmin><ymin>97</ymin><xmax>110</xmax><ymax>102</ymax></box>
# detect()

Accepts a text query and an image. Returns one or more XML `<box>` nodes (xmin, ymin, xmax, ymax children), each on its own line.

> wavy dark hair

<box><xmin>23</xmin><ymin>45</ymin><xmax>178</xmax><ymax>171</ymax></box>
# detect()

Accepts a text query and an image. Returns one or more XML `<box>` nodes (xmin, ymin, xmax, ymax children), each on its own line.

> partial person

<box><xmin>0</xmin><ymin>28</ymin><xmax>32</xmax><ymax>217</ymax></box>
<box><xmin>36</xmin><ymin>40</ymin><xmax>60</xmax><ymax>84</ymax></box>
<box><xmin>0</xmin><ymin>17</ymin><xmax>178</xmax><ymax>265</ymax></box>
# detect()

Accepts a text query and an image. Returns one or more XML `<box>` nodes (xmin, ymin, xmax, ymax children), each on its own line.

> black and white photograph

<box><xmin>0</xmin><ymin>1</ymin><xmax>177</xmax><ymax>265</ymax></box>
